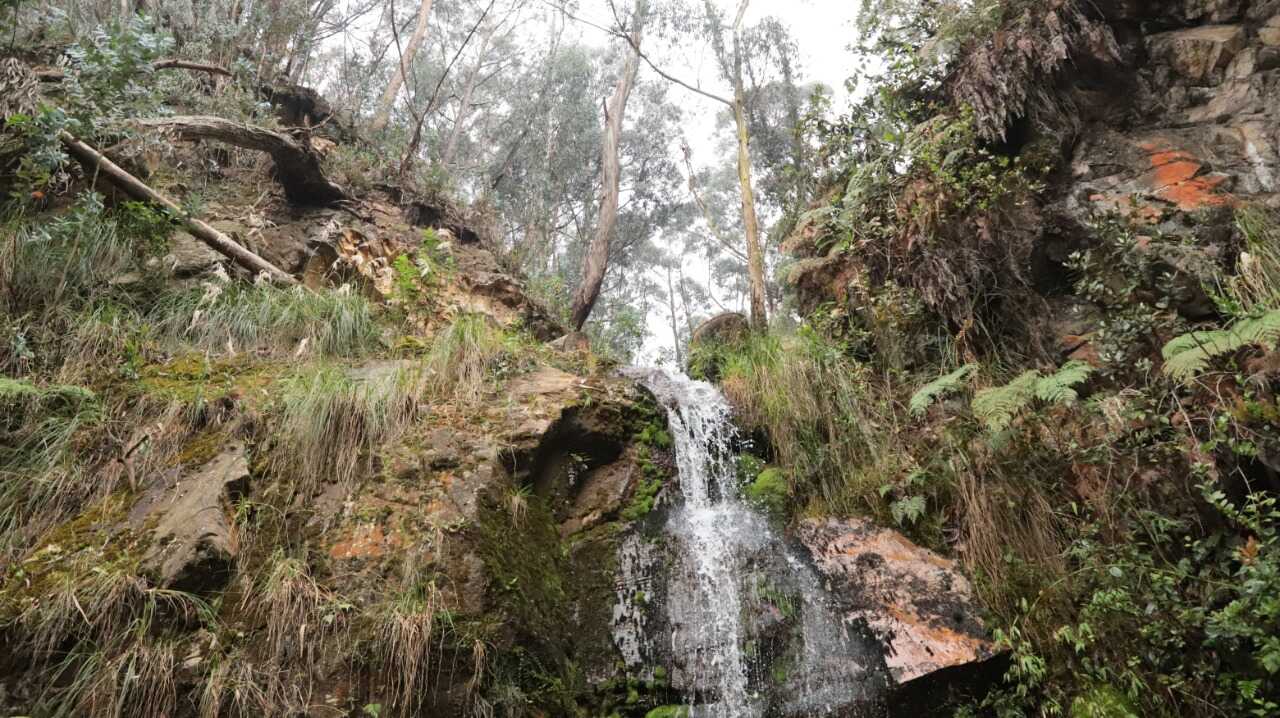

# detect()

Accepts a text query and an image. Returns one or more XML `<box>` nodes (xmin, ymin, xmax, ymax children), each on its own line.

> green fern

<box><xmin>1161</xmin><ymin>309</ymin><xmax>1280</xmax><ymax>383</ymax></box>
<box><xmin>971</xmin><ymin>362</ymin><xmax>1093</xmax><ymax>433</ymax></box>
<box><xmin>909</xmin><ymin>364</ymin><xmax>977</xmax><ymax>416</ymax></box>
<box><xmin>1035</xmin><ymin>360</ymin><xmax>1094</xmax><ymax>404</ymax></box>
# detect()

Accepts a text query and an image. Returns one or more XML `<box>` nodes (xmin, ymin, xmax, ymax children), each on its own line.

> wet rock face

<box><xmin>797</xmin><ymin>518</ymin><xmax>1001</xmax><ymax>704</ymax></box>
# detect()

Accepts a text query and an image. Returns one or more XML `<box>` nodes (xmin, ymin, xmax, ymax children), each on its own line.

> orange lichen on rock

<box><xmin>1140</xmin><ymin>142</ymin><xmax>1236</xmax><ymax>211</ymax></box>
<box><xmin>329</xmin><ymin>523</ymin><xmax>401</xmax><ymax>560</ymax></box>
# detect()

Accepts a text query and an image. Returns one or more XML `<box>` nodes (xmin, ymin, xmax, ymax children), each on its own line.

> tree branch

<box><xmin>133</xmin><ymin>116</ymin><xmax>349</xmax><ymax>206</ymax></box>
<box><xmin>59</xmin><ymin>131</ymin><xmax>296</xmax><ymax>284</ymax></box>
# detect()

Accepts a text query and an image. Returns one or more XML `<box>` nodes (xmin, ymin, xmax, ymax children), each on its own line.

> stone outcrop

<box><xmin>690</xmin><ymin>312</ymin><xmax>749</xmax><ymax>347</ymax></box>
<box><xmin>798</xmin><ymin>518</ymin><xmax>1000</xmax><ymax>692</ymax></box>
<box><xmin>786</xmin><ymin>0</ymin><xmax>1280</xmax><ymax>358</ymax></box>
<box><xmin>132</xmin><ymin>443</ymin><xmax>251</xmax><ymax>594</ymax></box>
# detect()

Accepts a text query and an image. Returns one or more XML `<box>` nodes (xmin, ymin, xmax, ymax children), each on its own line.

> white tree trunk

<box><xmin>569</xmin><ymin>1</ymin><xmax>645</xmax><ymax>330</ymax></box>
<box><xmin>370</xmin><ymin>0</ymin><xmax>434</xmax><ymax>133</ymax></box>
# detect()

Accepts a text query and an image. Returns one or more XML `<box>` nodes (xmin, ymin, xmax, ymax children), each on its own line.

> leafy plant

<box><xmin>909</xmin><ymin>363</ymin><xmax>976</xmax><ymax>416</ymax></box>
<box><xmin>1161</xmin><ymin>310</ymin><xmax>1280</xmax><ymax>383</ymax></box>
<box><xmin>971</xmin><ymin>360</ymin><xmax>1093</xmax><ymax>432</ymax></box>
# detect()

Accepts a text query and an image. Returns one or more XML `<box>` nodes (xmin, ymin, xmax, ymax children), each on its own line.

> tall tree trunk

<box><xmin>569</xmin><ymin>0</ymin><xmax>644</xmax><ymax>331</ymax></box>
<box><xmin>731</xmin><ymin>2</ymin><xmax>768</xmax><ymax>331</ymax></box>
<box><xmin>370</xmin><ymin>0</ymin><xmax>434</xmax><ymax>133</ymax></box>
<box><xmin>666</xmin><ymin>263</ymin><xmax>685</xmax><ymax>367</ymax></box>
<box><xmin>440</xmin><ymin>26</ymin><xmax>494</xmax><ymax>167</ymax></box>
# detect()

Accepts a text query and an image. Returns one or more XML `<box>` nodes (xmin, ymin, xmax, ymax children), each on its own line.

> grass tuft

<box><xmin>152</xmin><ymin>283</ymin><xmax>382</xmax><ymax>359</ymax></box>
<box><xmin>423</xmin><ymin>313</ymin><xmax>520</xmax><ymax>404</ymax></box>
<box><xmin>269</xmin><ymin>363</ymin><xmax>422</xmax><ymax>492</ymax></box>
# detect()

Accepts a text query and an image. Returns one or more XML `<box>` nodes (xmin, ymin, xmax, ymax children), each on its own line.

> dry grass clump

<box><xmin>377</xmin><ymin>581</ymin><xmax>444</xmax><ymax>716</ymax></box>
<box><xmin>7</xmin><ymin>554</ymin><xmax>211</xmax><ymax>718</ymax></box>
<box><xmin>152</xmin><ymin>283</ymin><xmax>382</xmax><ymax>359</ymax></box>
<box><xmin>423</xmin><ymin>313</ymin><xmax>521</xmax><ymax>405</ymax></box>
<box><xmin>269</xmin><ymin>363</ymin><xmax>422</xmax><ymax>492</ymax></box>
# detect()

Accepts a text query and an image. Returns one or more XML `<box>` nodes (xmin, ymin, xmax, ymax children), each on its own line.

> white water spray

<box><xmin>630</xmin><ymin>369</ymin><xmax>883</xmax><ymax>717</ymax></box>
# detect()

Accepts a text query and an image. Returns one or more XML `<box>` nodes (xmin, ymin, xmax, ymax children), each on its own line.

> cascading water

<box><xmin>624</xmin><ymin>369</ymin><xmax>887</xmax><ymax>717</ymax></box>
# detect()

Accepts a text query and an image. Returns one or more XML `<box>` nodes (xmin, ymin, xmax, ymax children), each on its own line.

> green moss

<box><xmin>174</xmin><ymin>428</ymin><xmax>229</xmax><ymax>467</ymax></box>
<box><xmin>744</xmin><ymin>468</ymin><xmax>788</xmax><ymax>518</ymax></box>
<box><xmin>645</xmin><ymin>706</ymin><xmax>690</xmax><ymax>718</ymax></box>
<box><xmin>137</xmin><ymin>354</ymin><xmax>278</xmax><ymax>404</ymax></box>
<box><xmin>620</xmin><ymin>478</ymin><xmax>662</xmax><ymax>522</ymax></box>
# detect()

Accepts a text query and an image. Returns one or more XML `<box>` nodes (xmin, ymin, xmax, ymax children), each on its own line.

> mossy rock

<box><xmin>645</xmin><ymin>706</ymin><xmax>691</xmax><ymax>718</ymax></box>
<box><xmin>744</xmin><ymin>468</ymin><xmax>788</xmax><ymax>519</ymax></box>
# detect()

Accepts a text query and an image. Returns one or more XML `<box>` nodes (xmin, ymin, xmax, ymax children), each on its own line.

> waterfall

<box><xmin>628</xmin><ymin>369</ymin><xmax>885</xmax><ymax>717</ymax></box>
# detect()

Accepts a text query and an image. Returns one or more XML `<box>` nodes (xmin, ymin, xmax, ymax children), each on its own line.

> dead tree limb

<box><xmin>133</xmin><ymin>116</ymin><xmax>349</xmax><ymax>206</ymax></box>
<box><xmin>58</xmin><ymin>131</ymin><xmax>297</xmax><ymax>284</ymax></box>
<box><xmin>151</xmin><ymin>59</ymin><xmax>234</xmax><ymax>76</ymax></box>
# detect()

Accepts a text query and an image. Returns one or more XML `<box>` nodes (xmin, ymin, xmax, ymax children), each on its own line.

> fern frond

<box><xmin>1034</xmin><ymin>360</ymin><xmax>1093</xmax><ymax>404</ymax></box>
<box><xmin>1160</xmin><ymin>310</ymin><xmax>1280</xmax><ymax>383</ymax></box>
<box><xmin>972</xmin><ymin>370</ymin><xmax>1038</xmax><ymax>433</ymax></box>
<box><xmin>909</xmin><ymin>364</ymin><xmax>977</xmax><ymax>416</ymax></box>
<box><xmin>1235</xmin><ymin>310</ymin><xmax>1280</xmax><ymax>349</ymax></box>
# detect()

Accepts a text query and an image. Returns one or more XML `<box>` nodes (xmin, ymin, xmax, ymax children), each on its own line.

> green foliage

<box><xmin>971</xmin><ymin>361</ymin><xmax>1093</xmax><ymax>433</ymax></box>
<box><xmin>743</xmin><ymin>468</ymin><xmax>789</xmax><ymax>519</ymax></box>
<box><xmin>645</xmin><ymin>706</ymin><xmax>690</xmax><ymax>718</ymax></box>
<box><xmin>621</xmin><ymin>478</ymin><xmax>663</xmax><ymax>522</ymax></box>
<box><xmin>1069</xmin><ymin>685</ymin><xmax>1139</xmax><ymax>718</ymax></box>
<box><xmin>1161</xmin><ymin>310</ymin><xmax>1280</xmax><ymax>383</ymax></box>
<box><xmin>1067</xmin><ymin>218</ymin><xmax>1190</xmax><ymax>373</ymax></box>
<box><xmin>909</xmin><ymin>363</ymin><xmax>976</xmax><ymax>416</ymax></box>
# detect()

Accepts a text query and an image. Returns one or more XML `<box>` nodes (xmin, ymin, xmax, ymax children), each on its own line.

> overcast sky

<box><xmin>608</xmin><ymin>0</ymin><xmax>862</xmax><ymax>365</ymax></box>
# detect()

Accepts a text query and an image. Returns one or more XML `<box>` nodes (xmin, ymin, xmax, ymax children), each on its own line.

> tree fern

<box><xmin>909</xmin><ymin>364</ymin><xmax>977</xmax><ymax>416</ymax></box>
<box><xmin>1161</xmin><ymin>309</ymin><xmax>1280</xmax><ymax>383</ymax></box>
<box><xmin>971</xmin><ymin>362</ymin><xmax>1093</xmax><ymax>433</ymax></box>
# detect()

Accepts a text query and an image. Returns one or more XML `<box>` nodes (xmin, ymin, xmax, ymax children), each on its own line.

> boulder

<box><xmin>163</xmin><ymin>230</ymin><xmax>224</xmax><ymax>276</ymax></box>
<box><xmin>133</xmin><ymin>443</ymin><xmax>250</xmax><ymax>594</ymax></box>
<box><xmin>1148</xmin><ymin>25</ymin><xmax>1247</xmax><ymax>85</ymax></box>
<box><xmin>797</xmin><ymin>518</ymin><xmax>1002</xmax><ymax>699</ymax></box>
<box><xmin>690</xmin><ymin>312</ymin><xmax>749</xmax><ymax>347</ymax></box>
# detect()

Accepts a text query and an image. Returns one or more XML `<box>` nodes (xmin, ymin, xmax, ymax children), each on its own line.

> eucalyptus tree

<box><xmin>370</xmin><ymin>0</ymin><xmax>434</xmax><ymax>132</ymax></box>
<box><xmin>568</xmin><ymin>0</ymin><xmax>646</xmax><ymax>331</ymax></box>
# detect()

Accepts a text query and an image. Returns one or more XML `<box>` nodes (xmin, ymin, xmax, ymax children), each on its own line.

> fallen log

<box><xmin>133</xmin><ymin>115</ymin><xmax>349</xmax><ymax>206</ymax></box>
<box><xmin>58</xmin><ymin>131</ymin><xmax>297</xmax><ymax>284</ymax></box>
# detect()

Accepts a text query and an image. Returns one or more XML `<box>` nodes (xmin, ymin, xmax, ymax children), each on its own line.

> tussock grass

<box><xmin>243</xmin><ymin>550</ymin><xmax>348</xmax><ymax>671</ymax></box>
<box><xmin>198</xmin><ymin>647</ymin><xmax>318</xmax><ymax>718</ymax></box>
<box><xmin>74</xmin><ymin>639</ymin><xmax>179</xmax><ymax>718</ymax></box>
<box><xmin>152</xmin><ymin>283</ymin><xmax>382</xmax><ymax>359</ymax></box>
<box><xmin>16</xmin><ymin>561</ymin><xmax>209</xmax><ymax>662</ymax></box>
<box><xmin>718</xmin><ymin>332</ymin><xmax>906</xmax><ymax>512</ymax></box>
<box><xmin>1</xmin><ymin>197</ymin><xmax>156</xmax><ymax>375</ymax></box>
<box><xmin>377</xmin><ymin>581</ymin><xmax>444</xmax><ymax>717</ymax></box>
<box><xmin>0</xmin><ymin>378</ymin><xmax>103</xmax><ymax>558</ymax></box>
<box><xmin>270</xmin><ymin>363</ymin><xmax>422</xmax><ymax>492</ymax></box>
<box><xmin>423</xmin><ymin>313</ymin><xmax>520</xmax><ymax>404</ymax></box>
<box><xmin>1231</xmin><ymin>206</ymin><xmax>1280</xmax><ymax>314</ymax></box>
<box><xmin>0</xmin><ymin>389</ymin><xmax>196</xmax><ymax>560</ymax></box>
